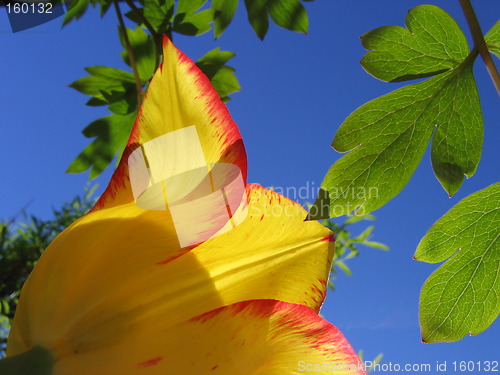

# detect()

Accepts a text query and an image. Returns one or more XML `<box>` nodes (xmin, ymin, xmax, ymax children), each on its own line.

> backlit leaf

<box><xmin>212</xmin><ymin>0</ymin><xmax>238</xmax><ymax>38</ymax></box>
<box><xmin>309</xmin><ymin>5</ymin><xmax>482</xmax><ymax>219</ymax></box>
<box><xmin>244</xmin><ymin>0</ymin><xmax>269</xmax><ymax>40</ymax></box>
<box><xmin>268</xmin><ymin>0</ymin><xmax>308</xmax><ymax>34</ymax></box>
<box><xmin>119</xmin><ymin>27</ymin><xmax>158</xmax><ymax>82</ymax></box>
<box><xmin>361</xmin><ymin>5</ymin><xmax>468</xmax><ymax>82</ymax></box>
<box><xmin>62</xmin><ymin>0</ymin><xmax>90</xmax><ymax>26</ymax></box>
<box><xmin>66</xmin><ymin>113</ymin><xmax>136</xmax><ymax>179</ymax></box>
<box><xmin>415</xmin><ymin>182</ymin><xmax>500</xmax><ymax>342</ymax></box>
<box><xmin>196</xmin><ymin>47</ymin><xmax>241</xmax><ymax>101</ymax></box>
<box><xmin>485</xmin><ymin>20</ymin><xmax>500</xmax><ymax>59</ymax></box>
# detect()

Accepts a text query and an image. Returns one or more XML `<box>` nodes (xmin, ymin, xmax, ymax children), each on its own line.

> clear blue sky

<box><xmin>1</xmin><ymin>0</ymin><xmax>499</xmax><ymax>373</ymax></box>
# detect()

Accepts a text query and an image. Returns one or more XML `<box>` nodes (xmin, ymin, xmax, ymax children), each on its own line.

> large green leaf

<box><xmin>415</xmin><ymin>182</ymin><xmax>500</xmax><ymax>342</ymax></box>
<box><xmin>309</xmin><ymin>5</ymin><xmax>482</xmax><ymax>219</ymax></box>
<box><xmin>66</xmin><ymin>113</ymin><xmax>136</xmax><ymax>179</ymax></box>
<box><xmin>212</xmin><ymin>0</ymin><xmax>239</xmax><ymax>38</ymax></box>
<box><xmin>268</xmin><ymin>0</ymin><xmax>308</xmax><ymax>34</ymax></box>
<box><xmin>485</xmin><ymin>20</ymin><xmax>500</xmax><ymax>59</ymax></box>
<box><xmin>361</xmin><ymin>5</ymin><xmax>468</xmax><ymax>82</ymax></box>
<box><xmin>196</xmin><ymin>47</ymin><xmax>241</xmax><ymax>101</ymax></box>
<box><xmin>119</xmin><ymin>27</ymin><xmax>158</xmax><ymax>82</ymax></box>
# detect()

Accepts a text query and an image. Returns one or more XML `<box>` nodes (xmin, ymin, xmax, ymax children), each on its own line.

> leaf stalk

<box><xmin>459</xmin><ymin>0</ymin><xmax>500</xmax><ymax>96</ymax></box>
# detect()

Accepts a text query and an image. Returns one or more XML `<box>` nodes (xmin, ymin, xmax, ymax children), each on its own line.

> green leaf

<box><xmin>362</xmin><ymin>241</ymin><xmax>389</xmax><ymax>251</ymax></box>
<box><xmin>173</xmin><ymin>9</ymin><xmax>214</xmax><ymax>36</ymax></box>
<box><xmin>119</xmin><ymin>27</ymin><xmax>157</xmax><ymax>82</ymax></box>
<box><xmin>309</xmin><ymin>6</ymin><xmax>482</xmax><ymax>220</ymax></box>
<box><xmin>101</xmin><ymin>89</ymin><xmax>138</xmax><ymax>115</ymax></box>
<box><xmin>196</xmin><ymin>48</ymin><xmax>241</xmax><ymax>101</ymax></box>
<box><xmin>244</xmin><ymin>0</ymin><xmax>269</xmax><ymax>40</ymax></box>
<box><xmin>334</xmin><ymin>260</ymin><xmax>352</xmax><ymax>276</ymax></box>
<box><xmin>212</xmin><ymin>0</ymin><xmax>238</xmax><ymax>38</ymax></box>
<box><xmin>69</xmin><ymin>66</ymin><xmax>135</xmax><ymax>100</ymax></box>
<box><xmin>485</xmin><ymin>20</ymin><xmax>500</xmax><ymax>59</ymax></box>
<box><xmin>62</xmin><ymin>0</ymin><xmax>91</xmax><ymax>26</ymax></box>
<box><xmin>143</xmin><ymin>0</ymin><xmax>175</xmax><ymax>33</ymax></box>
<box><xmin>268</xmin><ymin>0</ymin><xmax>308</xmax><ymax>34</ymax></box>
<box><xmin>176</xmin><ymin>0</ymin><xmax>207</xmax><ymax>15</ymax></box>
<box><xmin>99</xmin><ymin>0</ymin><xmax>113</xmax><ymax>17</ymax></box>
<box><xmin>66</xmin><ymin>113</ymin><xmax>136</xmax><ymax>179</ymax></box>
<box><xmin>415</xmin><ymin>182</ymin><xmax>500</xmax><ymax>342</ymax></box>
<box><xmin>361</xmin><ymin>5</ymin><xmax>468</xmax><ymax>82</ymax></box>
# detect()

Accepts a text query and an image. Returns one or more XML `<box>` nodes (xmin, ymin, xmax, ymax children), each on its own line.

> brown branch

<box><xmin>459</xmin><ymin>0</ymin><xmax>500</xmax><ymax>96</ymax></box>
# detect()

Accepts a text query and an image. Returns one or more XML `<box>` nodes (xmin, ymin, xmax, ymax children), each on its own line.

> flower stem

<box><xmin>459</xmin><ymin>0</ymin><xmax>500</xmax><ymax>95</ymax></box>
<box><xmin>0</xmin><ymin>346</ymin><xmax>54</xmax><ymax>375</ymax></box>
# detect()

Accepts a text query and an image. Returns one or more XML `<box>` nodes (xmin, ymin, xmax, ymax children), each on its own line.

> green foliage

<box><xmin>66</xmin><ymin>0</ymin><xmax>313</xmax><ymax>178</ymax></box>
<box><xmin>196</xmin><ymin>48</ymin><xmax>241</xmax><ymax>102</ymax></box>
<box><xmin>0</xmin><ymin>188</ymin><xmax>96</xmax><ymax>357</ymax></box>
<box><xmin>358</xmin><ymin>350</ymin><xmax>384</xmax><ymax>374</ymax></box>
<box><xmin>320</xmin><ymin>214</ymin><xmax>388</xmax><ymax>291</ymax></box>
<box><xmin>360</xmin><ymin>6</ymin><xmax>468</xmax><ymax>82</ymax></box>
<box><xmin>415</xmin><ymin>182</ymin><xmax>499</xmax><ymax>343</ymax></box>
<box><xmin>485</xmin><ymin>20</ymin><xmax>500</xmax><ymax>59</ymax></box>
<box><xmin>119</xmin><ymin>27</ymin><xmax>158</xmax><ymax>82</ymax></box>
<box><xmin>63</xmin><ymin>0</ymin><xmax>91</xmax><ymax>26</ymax></box>
<box><xmin>245</xmin><ymin>0</ymin><xmax>309</xmax><ymax>40</ymax></box>
<box><xmin>173</xmin><ymin>0</ymin><xmax>213</xmax><ymax>36</ymax></box>
<box><xmin>310</xmin><ymin>5</ymin><xmax>483</xmax><ymax>219</ymax></box>
<box><xmin>66</xmin><ymin>114</ymin><xmax>136</xmax><ymax>178</ymax></box>
<box><xmin>309</xmin><ymin>3</ymin><xmax>499</xmax><ymax>343</ymax></box>
<box><xmin>212</xmin><ymin>0</ymin><xmax>238</xmax><ymax>38</ymax></box>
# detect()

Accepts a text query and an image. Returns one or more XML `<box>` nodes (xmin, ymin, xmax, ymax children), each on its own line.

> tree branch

<box><xmin>459</xmin><ymin>0</ymin><xmax>500</xmax><ymax>96</ymax></box>
<box><xmin>114</xmin><ymin>0</ymin><xmax>144</xmax><ymax>105</ymax></box>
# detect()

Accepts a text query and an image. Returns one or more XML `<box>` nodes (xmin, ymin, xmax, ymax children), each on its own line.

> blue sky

<box><xmin>1</xmin><ymin>0</ymin><xmax>499</xmax><ymax>373</ymax></box>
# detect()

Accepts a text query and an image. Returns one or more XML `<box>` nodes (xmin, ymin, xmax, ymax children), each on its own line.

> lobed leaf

<box><xmin>361</xmin><ymin>5</ymin><xmax>468</xmax><ymax>82</ymax></box>
<box><xmin>485</xmin><ymin>20</ymin><xmax>500</xmax><ymax>59</ymax></box>
<box><xmin>415</xmin><ymin>182</ymin><xmax>500</xmax><ymax>342</ymax></box>
<box><xmin>309</xmin><ymin>5</ymin><xmax>483</xmax><ymax>219</ymax></box>
<box><xmin>66</xmin><ymin>113</ymin><xmax>136</xmax><ymax>179</ymax></box>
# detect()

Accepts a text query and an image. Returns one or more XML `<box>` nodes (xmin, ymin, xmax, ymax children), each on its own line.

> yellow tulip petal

<box><xmin>93</xmin><ymin>36</ymin><xmax>247</xmax><ymax>212</ymax></box>
<box><xmin>53</xmin><ymin>300</ymin><xmax>365</xmax><ymax>375</ymax></box>
<box><xmin>7</xmin><ymin>185</ymin><xmax>333</xmax><ymax>361</ymax></box>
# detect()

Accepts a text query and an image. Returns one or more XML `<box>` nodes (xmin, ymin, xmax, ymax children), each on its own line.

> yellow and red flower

<box><xmin>5</xmin><ymin>37</ymin><xmax>365</xmax><ymax>375</ymax></box>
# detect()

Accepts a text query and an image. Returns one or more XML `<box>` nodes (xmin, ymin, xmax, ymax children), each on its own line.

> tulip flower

<box><xmin>1</xmin><ymin>37</ymin><xmax>366</xmax><ymax>375</ymax></box>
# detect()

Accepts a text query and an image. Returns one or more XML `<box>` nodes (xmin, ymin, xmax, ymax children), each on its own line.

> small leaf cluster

<box><xmin>65</xmin><ymin>0</ymin><xmax>313</xmax><ymax>178</ymax></box>
<box><xmin>321</xmin><ymin>214</ymin><xmax>388</xmax><ymax>291</ymax></box>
